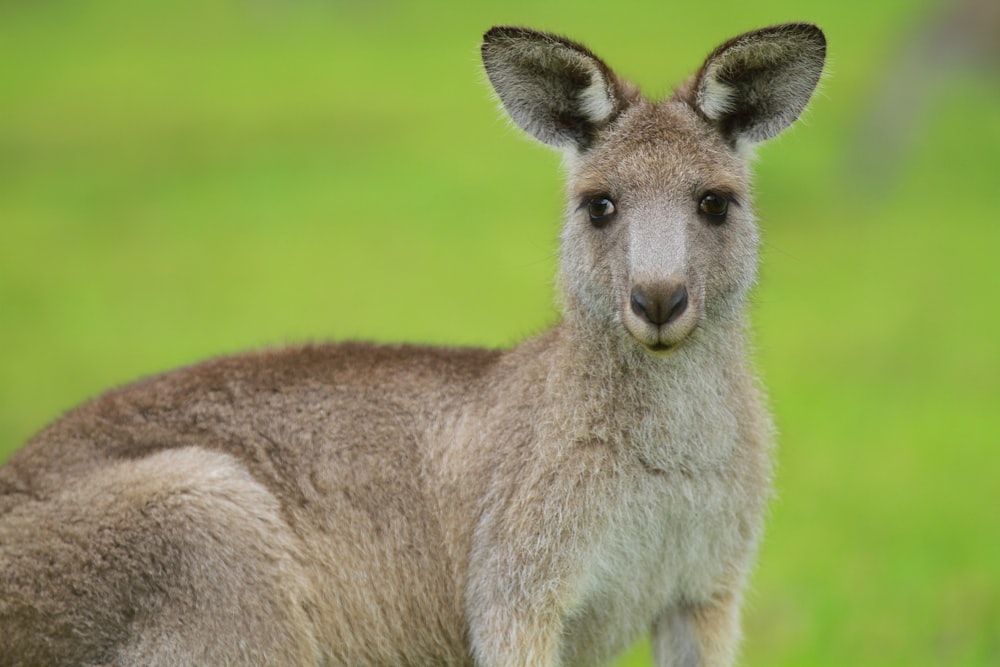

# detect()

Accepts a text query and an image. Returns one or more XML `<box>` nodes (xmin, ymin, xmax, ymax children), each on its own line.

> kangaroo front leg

<box><xmin>652</xmin><ymin>593</ymin><xmax>742</xmax><ymax>667</ymax></box>
<box><xmin>464</xmin><ymin>520</ymin><xmax>574</xmax><ymax>667</ymax></box>
<box><xmin>464</xmin><ymin>473</ymin><xmax>609</xmax><ymax>666</ymax></box>
<box><xmin>467</xmin><ymin>603</ymin><xmax>563</xmax><ymax>667</ymax></box>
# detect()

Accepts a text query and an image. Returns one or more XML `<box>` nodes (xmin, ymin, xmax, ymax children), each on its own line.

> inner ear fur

<box><xmin>687</xmin><ymin>23</ymin><xmax>826</xmax><ymax>144</ymax></box>
<box><xmin>481</xmin><ymin>26</ymin><xmax>632</xmax><ymax>152</ymax></box>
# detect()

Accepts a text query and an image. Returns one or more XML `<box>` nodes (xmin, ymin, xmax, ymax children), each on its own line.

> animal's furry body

<box><xmin>0</xmin><ymin>23</ymin><xmax>825</xmax><ymax>667</ymax></box>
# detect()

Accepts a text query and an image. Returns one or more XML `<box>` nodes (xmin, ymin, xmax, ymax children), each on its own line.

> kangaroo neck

<box><xmin>533</xmin><ymin>313</ymin><xmax>751</xmax><ymax>459</ymax></box>
<box><xmin>550</xmin><ymin>310</ymin><xmax>746</xmax><ymax>387</ymax></box>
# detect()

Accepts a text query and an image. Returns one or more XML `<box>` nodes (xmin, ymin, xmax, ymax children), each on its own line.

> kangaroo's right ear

<box><xmin>481</xmin><ymin>26</ymin><xmax>629</xmax><ymax>154</ymax></box>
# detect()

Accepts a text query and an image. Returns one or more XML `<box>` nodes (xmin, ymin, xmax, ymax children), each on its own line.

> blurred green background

<box><xmin>1</xmin><ymin>0</ymin><xmax>998</xmax><ymax>664</ymax></box>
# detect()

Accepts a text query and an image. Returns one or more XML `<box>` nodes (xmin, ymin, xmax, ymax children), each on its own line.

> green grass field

<box><xmin>2</xmin><ymin>1</ymin><xmax>998</xmax><ymax>664</ymax></box>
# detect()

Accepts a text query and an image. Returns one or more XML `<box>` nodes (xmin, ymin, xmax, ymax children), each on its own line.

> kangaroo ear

<box><xmin>481</xmin><ymin>26</ymin><xmax>628</xmax><ymax>153</ymax></box>
<box><xmin>690</xmin><ymin>23</ymin><xmax>826</xmax><ymax>145</ymax></box>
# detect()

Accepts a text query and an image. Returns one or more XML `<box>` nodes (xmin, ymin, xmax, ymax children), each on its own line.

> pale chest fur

<box><xmin>558</xmin><ymin>352</ymin><xmax>771</xmax><ymax>666</ymax></box>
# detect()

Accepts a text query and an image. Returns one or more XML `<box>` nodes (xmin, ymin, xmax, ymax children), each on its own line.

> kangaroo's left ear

<box><xmin>688</xmin><ymin>23</ymin><xmax>826</xmax><ymax>145</ymax></box>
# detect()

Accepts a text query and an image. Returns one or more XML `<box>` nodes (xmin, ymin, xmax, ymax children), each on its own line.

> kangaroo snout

<box><xmin>630</xmin><ymin>282</ymin><xmax>688</xmax><ymax>327</ymax></box>
<box><xmin>625</xmin><ymin>278</ymin><xmax>698</xmax><ymax>351</ymax></box>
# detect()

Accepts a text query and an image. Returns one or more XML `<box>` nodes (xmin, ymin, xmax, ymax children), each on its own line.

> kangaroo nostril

<box><xmin>630</xmin><ymin>284</ymin><xmax>688</xmax><ymax>326</ymax></box>
<box><xmin>665</xmin><ymin>285</ymin><xmax>688</xmax><ymax>324</ymax></box>
<box><xmin>630</xmin><ymin>288</ymin><xmax>652</xmax><ymax>323</ymax></box>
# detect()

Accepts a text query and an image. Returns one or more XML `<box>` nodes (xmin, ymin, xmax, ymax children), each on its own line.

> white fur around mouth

<box><xmin>623</xmin><ymin>312</ymin><xmax>698</xmax><ymax>354</ymax></box>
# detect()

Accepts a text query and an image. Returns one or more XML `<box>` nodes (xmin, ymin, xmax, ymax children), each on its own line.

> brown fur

<box><xmin>0</xmin><ymin>23</ymin><xmax>825</xmax><ymax>667</ymax></box>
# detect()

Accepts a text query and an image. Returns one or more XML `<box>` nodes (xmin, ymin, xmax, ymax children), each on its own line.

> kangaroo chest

<box><xmin>558</xmin><ymin>387</ymin><xmax>767</xmax><ymax>667</ymax></box>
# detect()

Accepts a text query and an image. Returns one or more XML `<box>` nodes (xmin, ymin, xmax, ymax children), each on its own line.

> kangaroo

<box><xmin>0</xmin><ymin>23</ymin><xmax>825</xmax><ymax>667</ymax></box>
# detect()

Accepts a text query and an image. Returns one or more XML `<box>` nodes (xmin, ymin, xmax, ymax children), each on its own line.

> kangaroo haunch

<box><xmin>0</xmin><ymin>23</ymin><xmax>826</xmax><ymax>667</ymax></box>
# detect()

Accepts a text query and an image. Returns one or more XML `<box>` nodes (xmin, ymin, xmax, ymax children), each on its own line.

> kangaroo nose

<box><xmin>630</xmin><ymin>283</ymin><xmax>688</xmax><ymax>326</ymax></box>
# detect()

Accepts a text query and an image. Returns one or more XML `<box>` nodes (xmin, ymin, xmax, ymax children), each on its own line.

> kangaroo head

<box><xmin>482</xmin><ymin>24</ymin><xmax>825</xmax><ymax>353</ymax></box>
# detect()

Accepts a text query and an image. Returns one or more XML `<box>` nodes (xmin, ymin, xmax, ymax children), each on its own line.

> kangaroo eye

<box><xmin>698</xmin><ymin>193</ymin><xmax>729</xmax><ymax>220</ymax></box>
<box><xmin>587</xmin><ymin>197</ymin><xmax>616</xmax><ymax>227</ymax></box>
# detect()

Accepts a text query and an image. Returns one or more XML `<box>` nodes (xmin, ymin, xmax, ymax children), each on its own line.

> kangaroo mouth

<box><xmin>622</xmin><ymin>309</ymin><xmax>699</xmax><ymax>354</ymax></box>
<box><xmin>640</xmin><ymin>333</ymin><xmax>692</xmax><ymax>355</ymax></box>
<box><xmin>624</xmin><ymin>324</ymin><xmax>695</xmax><ymax>354</ymax></box>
